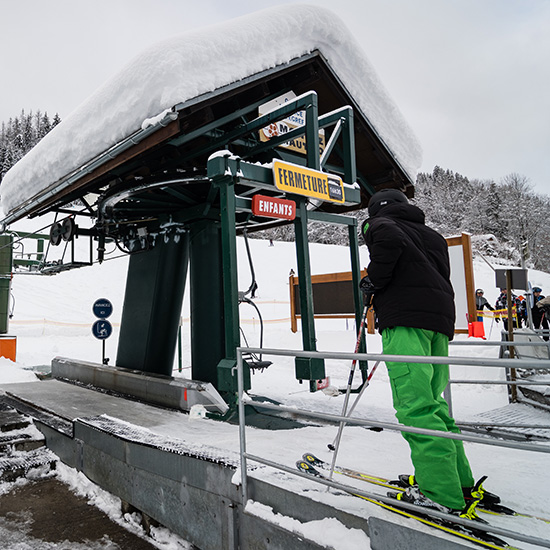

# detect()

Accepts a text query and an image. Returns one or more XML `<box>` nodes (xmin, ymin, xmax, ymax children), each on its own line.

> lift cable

<box><xmin>239</xmin><ymin>228</ymin><xmax>271</xmax><ymax>370</ymax></box>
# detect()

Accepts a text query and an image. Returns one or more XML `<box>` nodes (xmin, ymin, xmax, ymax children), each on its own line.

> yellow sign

<box><xmin>273</xmin><ymin>160</ymin><xmax>345</xmax><ymax>204</ymax></box>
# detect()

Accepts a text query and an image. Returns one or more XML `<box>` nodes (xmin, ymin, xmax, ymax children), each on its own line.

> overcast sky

<box><xmin>1</xmin><ymin>0</ymin><xmax>548</xmax><ymax>195</ymax></box>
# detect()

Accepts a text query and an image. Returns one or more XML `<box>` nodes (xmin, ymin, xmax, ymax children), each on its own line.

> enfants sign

<box><xmin>251</xmin><ymin>194</ymin><xmax>296</xmax><ymax>220</ymax></box>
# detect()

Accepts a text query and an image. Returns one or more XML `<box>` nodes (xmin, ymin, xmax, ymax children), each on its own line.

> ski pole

<box><xmin>327</xmin><ymin>300</ymin><xmax>370</xmax><ymax>480</ymax></box>
<box><xmin>328</xmin><ymin>359</ymin><xmax>380</xmax><ymax>451</ymax></box>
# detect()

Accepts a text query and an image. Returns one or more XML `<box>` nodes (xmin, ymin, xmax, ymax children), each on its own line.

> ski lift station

<box><xmin>0</xmin><ymin>4</ymin><xmax>419</xmax><ymax>403</ymax></box>
<box><xmin>2</xmin><ymin>5</ymin><xmax>548</xmax><ymax>550</ymax></box>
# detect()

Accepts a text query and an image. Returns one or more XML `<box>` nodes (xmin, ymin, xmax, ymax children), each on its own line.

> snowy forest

<box><xmin>0</xmin><ymin>109</ymin><xmax>61</xmax><ymax>180</ymax></box>
<box><xmin>414</xmin><ymin>168</ymin><xmax>549</xmax><ymax>271</ymax></box>
<box><xmin>259</xmin><ymin>167</ymin><xmax>550</xmax><ymax>273</ymax></box>
<box><xmin>0</xmin><ymin>110</ymin><xmax>548</xmax><ymax>272</ymax></box>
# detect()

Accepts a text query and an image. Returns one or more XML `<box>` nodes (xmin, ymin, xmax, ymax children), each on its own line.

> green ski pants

<box><xmin>382</xmin><ymin>326</ymin><xmax>475</xmax><ymax>510</ymax></box>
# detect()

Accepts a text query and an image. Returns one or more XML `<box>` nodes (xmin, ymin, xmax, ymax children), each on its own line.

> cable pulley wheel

<box><xmin>61</xmin><ymin>218</ymin><xmax>77</xmax><ymax>241</ymax></box>
<box><xmin>49</xmin><ymin>222</ymin><xmax>63</xmax><ymax>246</ymax></box>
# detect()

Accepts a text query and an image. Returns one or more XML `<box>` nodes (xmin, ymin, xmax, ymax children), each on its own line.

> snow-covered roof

<box><xmin>0</xmin><ymin>4</ymin><xmax>422</xmax><ymax>219</ymax></box>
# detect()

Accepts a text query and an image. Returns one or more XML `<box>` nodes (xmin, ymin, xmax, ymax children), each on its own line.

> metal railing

<box><xmin>236</xmin><ymin>346</ymin><xmax>550</xmax><ymax>548</ymax></box>
<box><xmin>447</xmin><ymin>336</ymin><xmax>550</xmax><ymax>414</ymax></box>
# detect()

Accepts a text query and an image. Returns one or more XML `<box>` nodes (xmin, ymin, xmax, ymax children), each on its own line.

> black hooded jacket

<box><xmin>361</xmin><ymin>202</ymin><xmax>455</xmax><ymax>339</ymax></box>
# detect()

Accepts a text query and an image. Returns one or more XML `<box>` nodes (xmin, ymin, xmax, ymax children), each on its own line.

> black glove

<box><xmin>360</xmin><ymin>276</ymin><xmax>376</xmax><ymax>306</ymax></box>
<box><xmin>495</xmin><ymin>317</ymin><xmax>500</xmax><ymax>323</ymax></box>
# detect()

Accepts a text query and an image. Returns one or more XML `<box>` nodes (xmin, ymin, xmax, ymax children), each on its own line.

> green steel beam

<box><xmin>305</xmin><ymin>98</ymin><xmax>320</xmax><ymax>170</ymax></box>
<box><xmin>184</xmin><ymin>92</ymin><xmax>320</xmax><ymax>164</ymax></box>
<box><xmin>340</xmin><ymin>108</ymin><xmax>356</xmax><ymax>184</ymax></box>
<box><xmin>208</xmin><ymin>155</ymin><xmax>272</xmax><ymax>187</ymax></box>
<box><xmin>293</xmin><ymin>198</ymin><xmax>325</xmax><ymax>383</ymax></box>
<box><xmin>162</xmin><ymin>186</ymin><xmax>201</xmax><ymax>205</ymax></box>
<box><xmin>215</xmin><ymin>176</ymin><xmax>251</xmax><ymax>395</ymax></box>
<box><xmin>319</xmin><ymin>118</ymin><xmax>342</xmax><ymax>169</ymax></box>
<box><xmin>217</xmin><ymin>178</ymin><xmax>241</xmax><ymax>358</ymax></box>
<box><xmin>168</xmin><ymin>90</ymin><xmax>291</xmax><ymax>148</ymax></box>
<box><xmin>37</xmin><ymin>238</ymin><xmax>44</xmax><ymax>261</ymax></box>
<box><xmin>189</xmin><ymin>219</ymin><xmax>226</xmax><ymax>387</ymax></box>
<box><xmin>116</xmin><ymin>233</ymin><xmax>189</xmax><ymax>376</ymax></box>
<box><xmin>307</xmin><ymin>210</ymin><xmax>357</xmax><ymax>225</ymax></box>
<box><xmin>207</xmin><ymin>156</ymin><xmax>361</xmax><ymax>205</ymax></box>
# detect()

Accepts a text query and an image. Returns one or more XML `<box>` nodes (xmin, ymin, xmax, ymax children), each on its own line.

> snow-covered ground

<box><xmin>1</xmin><ymin>232</ymin><xmax>550</xmax><ymax>549</ymax></box>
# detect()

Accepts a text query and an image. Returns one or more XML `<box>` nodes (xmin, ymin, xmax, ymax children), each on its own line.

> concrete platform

<box><xmin>4</xmin><ymin>378</ymin><xmax>189</xmax><ymax>435</ymax></box>
<box><xmin>2</xmin><ymin>378</ymin><xmax>355</xmax><ymax>550</ymax></box>
<box><xmin>1</xmin><ymin>375</ymin><xmax>489</xmax><ymax>550</ymax></box>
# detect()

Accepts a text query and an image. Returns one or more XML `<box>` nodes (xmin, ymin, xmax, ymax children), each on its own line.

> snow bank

<box><xmin>245</xmin><ymin>500</ymin><xmax>370</xmax><ymax>550</ymax></box>
<box><xmin>0</xmin><ymin>357</ymin><xmax>39</xmax><ymax>384</ymax></box>
<box><xmin>0</xmin><ymin>3</ymin><xmax>421</xmax><ymax>218</ymax></box>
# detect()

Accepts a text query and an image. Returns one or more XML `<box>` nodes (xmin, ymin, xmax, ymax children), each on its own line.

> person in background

<box><xmin>517</xmin><ymin>295</ymin><xmax>527</xmax><ymax>327</ymax></box>
<box><xmin>532</xmin><ymin>287</ymin><xmax>549</xmax><ymax>341</ymax></box>
<box><xmin>494</xmin><ymin>288</ymin><xmax>520</xmax><ymax>331</ymax></box>
<box><xmin>360</xmin><ymin>188</ymin><xmax>499</xmax><ymax>520</ymax></box>
<box><xmin>475</xmin><ymin>289</ymin><xmax>494</xmax><ymax>322</ymax></box>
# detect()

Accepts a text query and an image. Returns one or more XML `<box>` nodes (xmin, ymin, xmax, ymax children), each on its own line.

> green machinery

<box><xmin>0</xmin><ymin>53</ymin><xmax>414</xmax><ymax>403</ymax></box>
<box><xmin>0</xmin><ymin>235</ymin><xmax>13</xmax><ymax>334</ymax></box>
<box><xmin>0</xmin><ymin>231</ymin><xmax>50</xmax><ymax>335</ymax></box>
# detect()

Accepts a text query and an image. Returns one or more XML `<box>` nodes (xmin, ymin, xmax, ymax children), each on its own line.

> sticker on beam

<box><xmin>259</xmin><ymin>91</ymin><xmax>325</xmax><ymax>155</ymax></box>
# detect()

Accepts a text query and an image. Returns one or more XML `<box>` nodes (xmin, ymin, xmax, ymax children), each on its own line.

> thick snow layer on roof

<box><xmin>0</xmin><ymin>4</ymin><xmax>422</xmax><ymax>218</ymax></box>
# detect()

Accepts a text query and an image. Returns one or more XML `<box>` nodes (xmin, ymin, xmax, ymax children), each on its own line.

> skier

<box><xmin>494</xmin><ymin>288</ymin><xmax>520</xmax><ymax>330</ymax></box>
<box><xmin>533</xmin><ymin>287</ymin><xmax>550</xmax><ymax>341</ymax></box>
<box><xmin>475</xmin><ymin>289</ymin><xmax>494</xmax><ymax>322</ymax></box>
<box><xmin>360</xmin><ymin>188</ymin><xmax>499</xmax><ymax>519</ymax></box>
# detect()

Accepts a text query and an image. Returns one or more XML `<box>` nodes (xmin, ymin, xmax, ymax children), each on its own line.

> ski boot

<box><xmin>388</xmin><ymin>486</ymin><xmax>486</xmax><ymax>523</ymax></box>
<box><xmin>462</xmin><ymin>476</ymin><xmax>515</xmax><ymax>514</ymax></box>
<box><xmin>389</xmin><ymin>486</ymin><xmax>454</xmax><ymax>514</ymax></box>
<box><xmin>389</xmin><ymin>473</ymin><xmax>416</xmax><ymax>489</ymax></box>
<box><xmin>391</xmin><ymin>473</ymin><xmax>513</xmax><ymax>515</ymax></box>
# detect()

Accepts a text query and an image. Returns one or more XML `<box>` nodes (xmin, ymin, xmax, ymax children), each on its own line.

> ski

<box><xmin>302</xmin><ymin>453</ymin><xmax>550</xmax><ymax>524</ymax></box>
<box><xmin>296</xmin><ymin>460</ymin><xmax>517</xmax><ymax>550</ymax></box>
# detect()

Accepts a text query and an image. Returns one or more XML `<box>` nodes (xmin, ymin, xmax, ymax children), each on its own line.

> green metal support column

<box><xmin>305</xmin><ymin>96</ymin><xmax>320</xmax><ymax>171</ymax></box>
<box><xmin>341</xmin><ymin>108</ymin><xmax>356</xmax><ymax>184</ymax></box>
<box><xmin>189</xmin><ymin>219</ymin><xmax>225</xmax><ymax>387</ymax></box>
<box><xmin>218</xmin><ymin>179</ymin><xmax>241</xmax><ymax>359</ymax></box>
<box><xmin>216</xmin><ymin>178</ymin><xmax>250</xmax><ymax>395</ymax></box>
<box><xmin>116</xmin><ymin>233</ymin><xmax>189</xmax><ymax>376</ymax></box>
<box><xmin>294</xmin><ymin>198</ymin><xmax>325</xmax><ymax>383</ymax></box>
<box><xmin>0</xmin><ymin>235</ymin><xmax>13</xmax><ymax>334</ymax></box>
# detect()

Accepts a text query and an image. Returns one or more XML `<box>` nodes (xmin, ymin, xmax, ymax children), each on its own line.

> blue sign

<box><xmin>92</xmin><ymin>319</ymin><xmax>112</xmax><ymax>340</ymax></box>
<box><xmin>93</xmin><ymin>298</ymin><xmax>113</xmax><ymax>319</ymax></box>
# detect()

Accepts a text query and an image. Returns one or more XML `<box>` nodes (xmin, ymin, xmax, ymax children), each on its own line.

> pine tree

<box><xmin>0</xmin><ymin>108</ymin><xmax>61</xmax><ymax>183</ymax></box>
<box><xmin>40</xmin><ymin>112</ymin><xmax>51</xmax><ymax>138</ymax></box>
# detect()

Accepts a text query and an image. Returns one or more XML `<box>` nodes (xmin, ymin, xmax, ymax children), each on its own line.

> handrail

<box><xmin>250</xmin><ymin>399</ymin><xmax>549</xmax><ymax>452</ymax></box>
<box><xmin>450</xmin><ymin>339</ymin><xmax>550</xmax><ymax>346</ymax></box>
<box><xmin>239</xmin><ymin>346</ymin><xmax>550</xmax><ymax>369</ymax></box>
<box><xmin>236</xmin><ymin>346</ymin><xmax>550</xmax><ymax>548</ymax></box>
